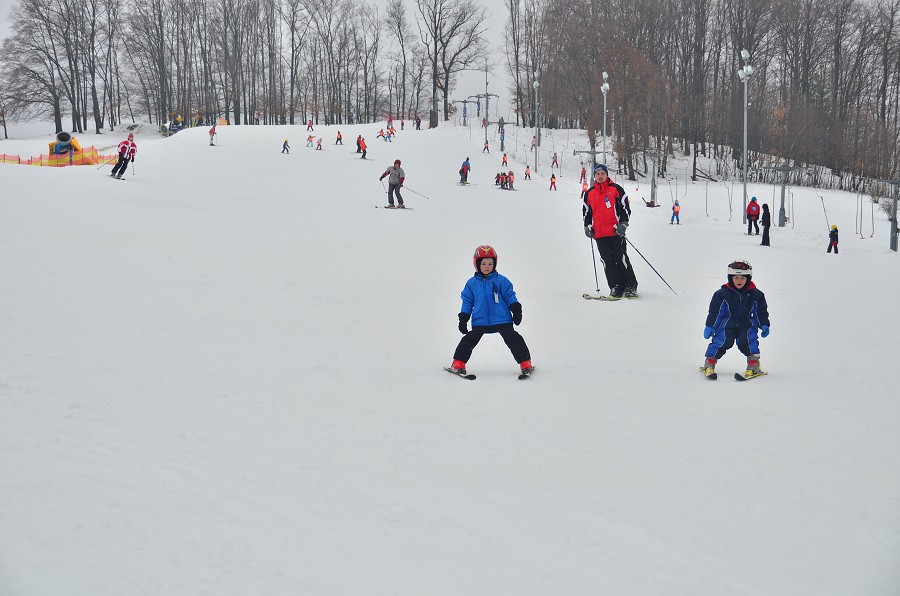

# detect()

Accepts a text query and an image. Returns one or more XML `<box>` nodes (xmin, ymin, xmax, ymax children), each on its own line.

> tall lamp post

<box><xmin>533</xmin><ymin>73</ymin><xmax>539</xmax><ymax>173</ymax></box>
<box><xmin>600</xmin><ymin>72</ymin><xmax>610</xmax><ymax>165</ymax></box>
<box><xmin>737</xmin><ymin>49</ymin><xmax>753</xmax><ymax>224</ymax></box>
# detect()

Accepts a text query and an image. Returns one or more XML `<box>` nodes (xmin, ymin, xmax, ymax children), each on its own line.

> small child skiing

<box><xmin>500</xmin><ymin>172</ymin><xmax>508</xmax><ymax>189</ymax></box>
<box><xmin>483</xmin><ymin>140</ymin><xmax>490</xmax><ymax>153</ymax></box>
<box><xmin>580</xmin><ymin>166</ymin><xmax>587</xmax><ymax>184</ymax></box>
<box><xmin>307</xmin><ymin>135</ymin><xmax>315</xmax><ymax>147</ymax></box>
<box><xmin>208</xmin><ymin>125</ymin><xmax>216</xmax><ymax>146</ymax></box>
<box><xmin>524</xmin><ymin>165</ymin><xmax>531</xmax><ymax>180</ymax></box>
<box><xmin>700</xmin><ymin>260</ymin><xmax>770</xmax><ymax>380</ymax></box>
<box><xmin>827</xmin><ymin>225</ymin><xmax>839</xmax><ymax>253</ymax></box>
<box><xmin>507</xmin><ymin>171</ymin><xmax>515</xmax><ymax>190</ymax></box>
<box><xmin>335</xmin><ymin>131</ymin><xmax>343</xmax><ymax>145</ymax></box>
<box><xmin>671</xmin><ymin>200</ymin><xmax>680</xmax><ymax>224</ymax></box>
<box><xmin>502</xmin><ymin>153</ymin><xmax>508</xmax><ymax>167</ymax></box>
<box><xmin>495</xmin><ymin>172</ymin><xmax>502</xmax><ymax>186</ymax></box>
<box><xmin>282</xmin><ymin>139</ymin><xmax>290</xmax><ymax>154</ymax></box>
<box><xmin>549</xmin><ymin>174</ymin><xmax>557</xmax><ymax>191</ymax></box>
<box><xmin>551</xmin><ymin>152</ymin><xmax>559</xmax><ymax>168</ymax></box>
<box><xmin>449</xmin><ymin>245</ymin><xmax>533</xmax><ymax>377</ymax></box>
<box><xmin>360</xmin><ymin>137</ymin><xmax>367</xmax><ymax>159</ymax></box>
<box><xmin>307</xmin><ymin>119</ymin><xmax>314</xmax><ymax>131</ymax></box>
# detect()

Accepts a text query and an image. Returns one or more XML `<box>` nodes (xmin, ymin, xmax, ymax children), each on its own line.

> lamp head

<box><xmin>602</xmin><ymin>71</ymin><xmax>608</xmax><ymax>81</ymax></box>
<box><xmin>741</xmin><ymin>49</ymin><xmax>750</xmax><ymax>61</ymax></box>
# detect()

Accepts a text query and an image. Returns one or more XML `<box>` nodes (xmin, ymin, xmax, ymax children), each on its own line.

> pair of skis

<box><xmin>444</xmin><ymin>367</ymin><xmax>534</xmax><ymax>381</ymax></box>
<box><xmin>582</xmin><ymin>293</ymin><xmax>638</xmax><ymax>301</ymax></box>
<box><xmin>701</xmin><ymin>367</ymin><xmax>768</xmax><ymax>381</ymax></box>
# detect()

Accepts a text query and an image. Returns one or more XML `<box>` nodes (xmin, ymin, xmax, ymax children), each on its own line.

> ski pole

<box><xmin>95</xmin><ymin>155</ymin><xmax>117</xmax><ymax>170</ymax></box>
<box><xmin>625</xmin><ymin>237</ymin><xmax>677</xmax><ymax>295</ymax></box>
<box><xmin>588</xmin><ymin>237</ymin><xmax>601</xmax><ymax>292</ymax></box>
<box><xmin>402</xmin><ymin>186</ymin><xmax>430</xmax><ymax>200</ymax></box>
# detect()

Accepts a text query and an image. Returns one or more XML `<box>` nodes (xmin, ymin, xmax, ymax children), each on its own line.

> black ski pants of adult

<box><xmin>111</xmin><ymin>155</ymin><xmax>131</xmax><ymax>176</ymax></box>
<box><xmin>761</xmin><ymin>225</ymin><xmax>770</xmax><ymax>246</ymax></box>
<box><xmin>453</xmin><ymin>323</ymin><xmax>531</xmax><ymax>364</ymax></box>
<box><xmin>387</xmin><ymin>183</ymin><xmax>404</xmax><ymax>206</ymax></box>
<box><xmin>595</xmin><ymin>236</ymin><xmax>638</xmax><ymax>291</ymax></box>
<box><xmin>747</xmin><ymin>218</ymin><xmax>759</xmax><ymax>234</ymax></box>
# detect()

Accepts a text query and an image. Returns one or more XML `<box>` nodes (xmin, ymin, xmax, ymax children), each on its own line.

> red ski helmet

<box><xmin>473</xmin><ymin>245</ymin><xmax>498</xmax><ymax>270</ymax></box>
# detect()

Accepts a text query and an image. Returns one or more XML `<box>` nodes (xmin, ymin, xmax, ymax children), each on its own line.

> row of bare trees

<box><xmin>507</xmin><ymin>0</ymin><xmax>900</xmax><ymax>190</ymax></box>
<box><xmin>0</xmin><ymin>0</ymin><xmax>487</xmax><ymax>135</ymax></box>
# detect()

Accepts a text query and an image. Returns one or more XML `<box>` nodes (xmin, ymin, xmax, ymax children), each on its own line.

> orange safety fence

<box><xmin>0</xmin><ymin>146</ymin><xmax>117</xmax><ymax>167</ymax></box>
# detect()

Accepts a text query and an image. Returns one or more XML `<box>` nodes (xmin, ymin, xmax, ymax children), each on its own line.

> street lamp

<box><xmin>533</xmin><ymin>73</ymin><xmax>539</xmax><ymax>173</ymax></box>
<box><xmin>600</xmin><ymin>72</ymin><xmax>610</xmax><ymax>164</ymax></box>
<box><xmin>737</xmin><ymin>49</ymin><xmax>753</xmax><ymax>224</ymax></box>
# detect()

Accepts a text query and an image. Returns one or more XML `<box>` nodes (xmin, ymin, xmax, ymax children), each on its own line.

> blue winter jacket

<box><xmin>705</xmin><ymin>282</ymin><xmax>770</xmax><ymax>331</ymax></box>
<box><xmin>460</xmin><ymin>270</ymin><xmax>519</xmax><ymax>327</ymax></box>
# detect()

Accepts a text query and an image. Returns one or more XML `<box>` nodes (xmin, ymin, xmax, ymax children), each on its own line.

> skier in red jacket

<box><xmin>110</xmin><ymin>133</ymin><xmax>137</xmax><ymax>178</ymax></box>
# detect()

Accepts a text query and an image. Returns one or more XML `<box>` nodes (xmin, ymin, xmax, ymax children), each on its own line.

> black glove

<box><xmin>616</xmin><ymin>222</ymin><xmax>628</xmax><ymax>237</ymax></box>
<box><xmin>458</xmin><ymin>313</ymin><xmax>470</xmax><ymax>334</ymax></box>
<box><xmin>509</xmin><ymin>302</ymin><xmax>522</xmax><ymax>326</ymax></box>
<box><xmin>584</xmin><ymin>225</ymin><xmax>594</xmax><ymax>238</ymax></box>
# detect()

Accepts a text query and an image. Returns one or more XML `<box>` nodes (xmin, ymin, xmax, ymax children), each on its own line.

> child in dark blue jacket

<box><xmin>450</xmin><ymin>245</ymin><xmax>533</xmax><ymax>375</ymax></box>
<box><xmin>701</xmin><ymin>260</ymin><xmax>771</xmax><ymax>378</ymax></box>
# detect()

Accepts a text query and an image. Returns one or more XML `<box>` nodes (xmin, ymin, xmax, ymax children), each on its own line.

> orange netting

<box><xmin>0</xmin><ymin>146</ymin><xmax>117</xmax><ymax>167</ymax></box>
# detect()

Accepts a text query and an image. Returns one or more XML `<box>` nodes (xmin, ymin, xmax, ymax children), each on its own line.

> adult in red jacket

<box><xmin>583</xmin><ymin>164</ymin><xmax>639</xmax><ymax>298</ymax></box>
<box><xmin>746</xmin><ymin>196</ymin><xmax>760</xmax><ymax>235</ymax></box>
<box><xmin>110</xmin><ymin>133</ymin><xmax>137</xmax><ymax>178</ymax></box>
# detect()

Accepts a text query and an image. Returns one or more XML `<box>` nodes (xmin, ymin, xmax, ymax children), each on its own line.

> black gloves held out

<box><xmin>458</xmin><ymin>313</ymin><xmax>470</xmax><ymax>334</ymax></box>
<box><xmin>509</xmin><ymin>302</ymin><xmax>523</xmax><ymax>326</ymax></box>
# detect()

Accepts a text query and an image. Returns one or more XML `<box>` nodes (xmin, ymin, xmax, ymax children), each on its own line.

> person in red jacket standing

<box><xmin>583</xmin><ymin>164</ymin><xmax>639</xmax><ymax>298</ymax></box>
<box><xmin>110</xmin><ymin>133</ymin><xmax>137</xmax><ymax>178</ymax></box>
<box><xmin>746</xmin><ymin>196</ymin><xmax>760</xmax><ymax>235</ymax></box>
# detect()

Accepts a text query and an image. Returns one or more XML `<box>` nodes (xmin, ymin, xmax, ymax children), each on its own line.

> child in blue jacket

<box><xmin>450</xmin><ymin>245</ymin><xmax>533</xmax><ymax>375</ymax></box>
<box><xmin>701</xmin><ymin>259</ymin><xmax>770</xmax><ymax>378</ymax></box>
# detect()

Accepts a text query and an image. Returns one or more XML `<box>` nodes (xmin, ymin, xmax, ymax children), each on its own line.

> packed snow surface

<box><xmin>2</xmin><ymin>121</ymin><xmax>899</xmax><ymax>595</ymax></box>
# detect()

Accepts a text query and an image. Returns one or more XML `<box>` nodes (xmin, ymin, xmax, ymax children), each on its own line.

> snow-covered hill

<box><xmin>2</xmin><ymin>121</ymin><xmax>898</xmax><ymax>595</ymax></box>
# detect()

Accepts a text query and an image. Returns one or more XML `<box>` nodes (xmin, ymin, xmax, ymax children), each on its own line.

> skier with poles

<box><xmin>582</xmin><ymin>164</ymin><xmax>639</xmax><ymax>298</ymax></box>
<box><xmin>208</xmin><ymin>124</ymin><xmax>217</xmax><ymax>146</ymax></box>
<box><xmin>110</xmin><ymin>133</ymin><xmax>137</xmax><ymax>179</ymax></box>
<box><xmin>378</xmin><ymin>159</ymin><xmax>406</xmax><ymax>208</ymax></box>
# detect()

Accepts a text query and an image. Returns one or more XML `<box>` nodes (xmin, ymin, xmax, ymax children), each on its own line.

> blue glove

<box><xmin>760</xmin><ymin>325</ymin><xmax>770</xmax><ymax>338</ymax></box>
<box><xmin>703</xmin><ymin>326</ymin><xmax>715</xmax><ymax>339</ymax></box>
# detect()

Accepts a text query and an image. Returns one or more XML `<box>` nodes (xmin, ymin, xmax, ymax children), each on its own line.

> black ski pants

<box><xmin>111</xmin><ymin>155</ymin><xmax>131</xmax><ymax>176</ymax></box>
<box><xmin>453</xmin><ymin>323</ymin><xmax>530</xmax><ymax>364</ymax></box>
<box><xmin>761</xmin><ymin>225</ymin><xmax>770</xmax><ymax>246</ymax></box>
<box><xmin>747</xmin><ymin>218</ymin><xmax>759</xmax><ymax>235</ymax></box>
<box><xmin>595</xmin><ymin>236</ymin><xmax>638</xmax><ymax>291</ymax></box>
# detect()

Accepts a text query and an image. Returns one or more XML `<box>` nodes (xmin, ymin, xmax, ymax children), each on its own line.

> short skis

<box><xmin>378</xmin><ymin>205</ymin><xmax>413</xmax><ymax>210</ymax></box>
<box><xmin>698</xmin><ymin>366</ymin><xmax>718</xmax><ymax>380</ymax></box>
<box><xmin>444</xmin><ymin>367</ymin><xmax>476</xmax><ymax>380</ymax></box>
<box><xmin>734</xmin><ymin>371</ymin><xmax>767</xmax><ymax>381</ymax></box>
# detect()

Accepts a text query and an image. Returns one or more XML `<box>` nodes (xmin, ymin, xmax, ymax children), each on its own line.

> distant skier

<box><xmin>208</xmin><ymin>124</ymin><xmax>216</xmax><ymax>146</ymax></box>
<box><xmin>502</xmin><ymin>153</ymin><xmax>508</xmax><ymax>167</ymax></box>
<box><xmin>378</xmin><ymin>159</ymin><xmax>406</xmax><ymax>208</ymax></box>
<box><xmin>307</xmin><ymin>135</ymin><xmax>315</xmax><ymax>147</ymax></box>
<box><xmin>356</xmin><ymin>135</ymin><xmax>362</xmax><ymax>153</ymax></box>
<box><xmin>459</xmin><ymin>157</ymin><xmax>471</xmax><ymax>184</ymax></box>
<box><xmin>110</xmin><ymin>132</ymin><xmax>137</xmax><ymax>178</ymax></box>
<box><xmin>746</xmin><ymin>196</ymin><xmax>761</xmax><ymax>235</ymax></box>
<box><xmin>316</xmin><ymin>137</ymin><xmax>323</xmax><ymax>150</ymax></box>
<box><xmin>530</xmin><ymin>135</ymin><xmax>536</xmax><ymax>151</ymax></box>
<box><xmin>551</xmin><ymin>152</ymin><xmax>558</xmax><ymax>168</ymax></box>
<box><xmin>671</xmin><ymin>200</ymin><xmax>681</xmax><ymax>224</ymax></box>
<box><xmin>524</xmin><ymin>165</ymin><xmax>531</xmax><ymax>180</ymax></box>
<box><xmin>507</xmin><ymin>171</ymin><xmax>515</xmax><ymax>190</ymax></box>
<box><xmin>448</xmin><ymin>245</ymin><xmax>533</xmax><ymax>377</ymax></box>
<box><xmin>549</xmin><ymin>174</ymin><xmax>557</xmax><ymax>191</ymax></box>
<box><xmin>282</xmin><ymin>139</ymin><xmax>290</xmax><ymax>154</ymax></box>
<box><xmin>580</xmin><ymin>166</ymin><xmax>587</xmax><ymax>184</ymax></box>
<box><xmin>828</xmin><ymin>224</ymin><xmax>838</xmax><ymax>254</ymax></box>
<box><xmin>760</xmin><ymin>204</ymin><xmax>771</xmax><ymax>245</ymax></box>
<box><xmin>360</xmin><ymin>137</ymin><xmax>367</xmax><ymax>159</ymax></box>
<box><xmin>482</xmin><ymin>140</ymin><xmax>489</xmax><ymax>153</ymax></box>
<box><xmin>335</xmin><ymin>131</ymin><xmax>343</xmax><ymax>145</ymax></box>
<box><xmin>700</xmin><ymin>260</ymin><xmax>770</xmax><ymax>379</ymax></box>
<box><xmin>307</xmin><ymin>119</ymin><xmax>314</xmax><ymax>131</ymax></box>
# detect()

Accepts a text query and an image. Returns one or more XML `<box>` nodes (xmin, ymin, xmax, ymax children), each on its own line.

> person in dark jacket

<box><xmin>760</xmin><ymin>203</ymin><xmax>771</xmax><ymax>246</ymax></box>
<box><xmin>583</xmin><ymin>164</ymin><xmax>639</xmax><ymax>297</ymax></box>
<box><xmin>700</xmin><ymin>260</ymin><xmax>771</xmax><ymax>377</ymax></box>
<box><xmin>449</xmin><ymin>245</ymin><xmax>533</xmax><ymax>376</ymax></box>
<box><xmin>746</xmin><ymin>196</ymin><xmax>761</xmax><ymax>235</ymax></box>
<box><xmin>827</xmin><ymin>225</ymin><xmax>839</xmax><ymax>253</ymax></box>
